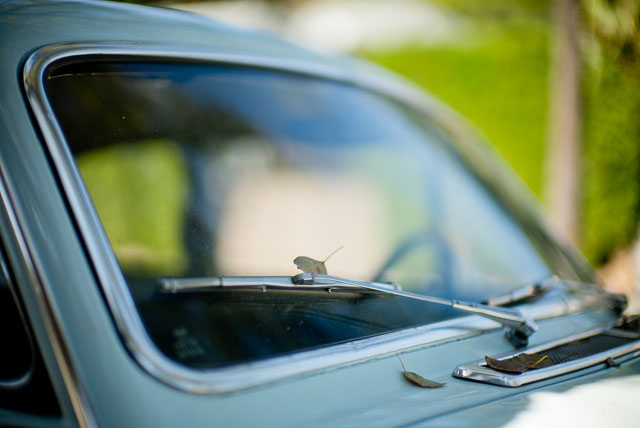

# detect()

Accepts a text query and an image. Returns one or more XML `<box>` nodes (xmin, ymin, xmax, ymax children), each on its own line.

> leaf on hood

<box><xmin>403</xmin><ymin>370</ymin><xmax>446</xmax><ymax>388</ymax></box>
<box><xmin>485</xmin><ymin>353</ymin><xmax>553</xmax><ymax>374</ymax></box>
<box><xmin>294</xmin><ymin>246</ymin><xmax>343</xmax><ymax>274</ymax></box>
<box><xmin>396</xmin><ymin>354</ymin><xmax>445</xmax><ymax>388</ymax></box>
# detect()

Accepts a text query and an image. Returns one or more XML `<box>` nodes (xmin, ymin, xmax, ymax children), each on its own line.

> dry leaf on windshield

<box><xmin>294</xmin><ymin>246</ymin><xmax>343</xmax><ymax>274</ymax></box>
<box><xmin>396</xmin><ymin>354</ymin><xmax>444</xmax><ymax>388</ymax></box>
<box><xmin>485</xmin><ymin>353</ymin><xmax>553</xmax><ymax>374</ymax></box>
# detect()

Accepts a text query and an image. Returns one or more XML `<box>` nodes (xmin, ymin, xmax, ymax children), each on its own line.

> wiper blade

<box><xmin>159</xmin><ymin>273</ymin><xmax>537</xmax><ymax>348</ymax></box>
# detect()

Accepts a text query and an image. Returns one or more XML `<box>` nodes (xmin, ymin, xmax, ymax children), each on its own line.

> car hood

<box><xmin>417</xmin><ymin>363</ymin><xmax>640</xmax><ymax>428</ymax></box>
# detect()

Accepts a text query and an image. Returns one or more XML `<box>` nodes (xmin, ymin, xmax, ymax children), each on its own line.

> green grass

<box><xmin>362</xmin><ymin>27</ymin><xmax>550</xmax><ymax>197</ymax></box>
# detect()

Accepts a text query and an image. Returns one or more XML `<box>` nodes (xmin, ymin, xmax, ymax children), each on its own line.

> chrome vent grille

<box><xmin>453</xmin><ymin>329</ymin><xmax>640</xmax><ymax>387</ymax></box>
<box><xmin>542</xmin><ymin>333</ymin><xmax>633</xmax><ymax>365</ymax></box>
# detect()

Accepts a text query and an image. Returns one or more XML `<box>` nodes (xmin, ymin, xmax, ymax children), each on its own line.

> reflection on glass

<box><xmin>47</xmin><ymin>62</ymin><xmax>556</xmax><ymax>367</ymax></box>
<box><xmin>77</xmin><ymin>139</ymin><xmax>189</xmax><ymax>275</ymax></box>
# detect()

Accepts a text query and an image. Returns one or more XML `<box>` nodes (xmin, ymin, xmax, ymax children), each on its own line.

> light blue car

<box><xmin>1</xmin><ymin>1</ymin><xmax>638</xmax><ymax>427</ymax></box>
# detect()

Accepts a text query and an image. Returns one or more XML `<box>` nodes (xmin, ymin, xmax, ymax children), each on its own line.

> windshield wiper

<box><xmin>482</xmin><ymin>276</ymin><xmax>559</xmax><ymax>306</ymax></box>
<box><xmin>159</xmin><ymin>273</ymin><xmax>537</xmax><ymax>348</ymax></box>
<box><xmin>484</xmin><ymin>275</ymin><xmax>628</xmax><ymax>314</ymax></box>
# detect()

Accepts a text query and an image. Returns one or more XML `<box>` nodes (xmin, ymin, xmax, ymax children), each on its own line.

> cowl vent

<box><xmin>454</xmin><ymin>327</ymin><xmax>640</xmax><ymax>387</ymax></box>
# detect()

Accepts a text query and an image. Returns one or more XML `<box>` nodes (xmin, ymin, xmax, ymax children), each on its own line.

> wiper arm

<box><xmin>159</xmin><ymin>273</ymin><xmax>537</xmax><ymax>348</ymax></box>
<box><xmin>484</xmin><ymin>275</ymin><xmax>628</xmax><ymax>314</ymax></box>
<box><xmin>483</xmin><ymin>276</ymin><xmax>559</xmax><ymax>306</ymax></box>
<box><xmin>294</xmin><ymin>274</ymin><xmax>536</xmax><ymax>347</ymax></box>
<box><xmin>158</xmin><ymin>275</ymin><xmax>403</xmax><ymax>293</ymax></box>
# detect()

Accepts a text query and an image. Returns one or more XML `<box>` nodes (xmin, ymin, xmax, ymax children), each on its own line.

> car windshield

<box><xmin>46</xmin><ymin>61</ymin><xmax>560</xmax><ymax>367</ymax></box>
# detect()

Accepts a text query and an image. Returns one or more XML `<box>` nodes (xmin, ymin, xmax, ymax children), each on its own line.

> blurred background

<box><xmin>133</xmin><ymin>0</ymin><xmax>640</xmax><ymax>304</ymax></box>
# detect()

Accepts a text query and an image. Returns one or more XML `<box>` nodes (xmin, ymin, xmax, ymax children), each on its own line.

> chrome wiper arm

<box><xmin>159</xmin><ymin>273</ymin><xmax>537</xmax><ymax>347</ymax></box>
<box><xmin>158</xmin><ymin>275</ymin><xmax>403</xmax><ymax>293</ymax></box>
<box><xmin>160</xmin><ymin>276</ymin><xmax>302</xmax><ymax>292</ymax></box>
<box><xmin>483</xmin><ymin>276</ymin><xmax>559</xmax><ymax>307</ymax></box>
<box><xmin>484</xmin><ymin>275</ymin><xmax>628</xmax><ymax>315</ymax></box>
<box><xmin>294</xmin><ymin>274</ymin><xmax>537</xmax><ymax>347</ymax></box>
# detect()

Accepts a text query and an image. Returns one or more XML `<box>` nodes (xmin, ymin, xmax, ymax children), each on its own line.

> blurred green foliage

<box><xmin>581</xmin><ymin>58</ymin><xmax>640</xmax><ymax>264</ymax></box>
<box><xmin>364</xmin><ymin>0</ymin><xmax>640</xmax><ymax>266</ymax></box>
<box><xmin>581</xmin><ymin>0</ymin><xmax>640</xmax><ymax>265</ymax></box>
<box><xmin>431</xmin><ymin>0</ymin><xmax>550</xmax><ymax>20</ymax></box>
<box><xmin>363</xmin><ymin>28</ymin><xmax>549</xmax><ymax>198</ymax></box>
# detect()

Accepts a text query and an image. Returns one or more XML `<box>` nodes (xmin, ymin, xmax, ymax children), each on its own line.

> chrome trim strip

<box><xmin>453</xmin><ymin>325</ymin><xmax>638</xmax><ymax>387</ymax></box>
<box><xmin>0</xmin><ymin>154</ymin><xmax>96</xmax><ymax>425</ymax></box>
<box><xmin>602</xmin><ymin>328</ymin><xmax>640</xmax><ymax>339</ymax></box>
<box><xmin>22</xmin><ymin>42</ymin><xmax>618</xmax><ymax>394</ymax></box>
<box><xmin>610</xmin><ymin>349</ymin><xmax>640</xmax><ymax>365</ymax></box>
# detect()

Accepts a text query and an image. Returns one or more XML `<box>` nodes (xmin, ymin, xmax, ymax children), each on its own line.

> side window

<box><xmin>0</xmin><ymin>244</ymin><xmax>60</xmax><ymax>416</ymax></box>
<box><xmin>0</xmin><ymin>253</ymin><xmax>33</xmax><ymax>387</ymax></box>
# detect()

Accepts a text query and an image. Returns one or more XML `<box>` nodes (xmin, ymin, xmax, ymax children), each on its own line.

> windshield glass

<box><xmin>46</xmin><ymin>61</ymin><xmax>556</xmax><ymax>367</ymax></box>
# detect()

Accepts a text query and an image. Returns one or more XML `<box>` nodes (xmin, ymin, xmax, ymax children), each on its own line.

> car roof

<box><xmin>2</xmin><ymin>0</ymin><xmax>399</xmax><ymax>89</ymax></box>
<box><xmin>2</xmin><ymin>0</ymin><xmax>310</xmax><ymax>57</ymax></box>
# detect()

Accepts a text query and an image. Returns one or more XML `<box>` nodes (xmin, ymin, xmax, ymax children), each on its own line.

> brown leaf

<box><xmin>293</xmin><ymin>256</ymin><xmax>328</xmax><ymax>274</ymax></box>
<box><xmin>396</xmin><ymin>354</ymin><xmax>445</xmax><ymax>388</ymax></box>
<box><xmin>294</xmin><ymin>246</ymin><xmax>343</xmax><ymax>274</ymax></box>
<box><xmin>485</xmin><ymin>353</ymin><xmax>553</xmax><ymax>374</ymax></box>
<box><xmin>403</xmin><ymin>370</ymin><xmax>445</xmax><ymax>388</ymax></box>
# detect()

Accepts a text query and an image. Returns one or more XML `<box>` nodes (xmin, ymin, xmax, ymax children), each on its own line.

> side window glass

<box><xmin>0</xmin><ymin>254</ymin><xmax>34</xmax><ymax>388</ymax></box>
<box><xmin>0</xmin><ymin>245</ymin><xmax>60</xmax><ymax>416</ymax></box>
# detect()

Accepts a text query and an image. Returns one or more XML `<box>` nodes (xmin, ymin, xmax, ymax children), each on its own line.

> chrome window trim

<box><xmin>0</xmin><ymin>151</ymin><xmax>96</xmax><ymax>426</ymax></box>
<box><xmin>21</xmin><ymin>42</ymin><xmax>613</xmax><ymax>394</ymax></box>
<box><xmin>453</xmin><ymin>327</ymin><xmax>640</xmax><ymax>387</ymax></box>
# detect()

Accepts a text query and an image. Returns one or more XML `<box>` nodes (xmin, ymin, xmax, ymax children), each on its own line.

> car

<box><xmin>1</xmin><ymin>1</ymin><xmax>638</xmax><ymax>427</ymax></box>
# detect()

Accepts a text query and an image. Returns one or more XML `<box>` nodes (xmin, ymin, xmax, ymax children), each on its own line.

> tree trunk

<box><xmin>545</xmin><ymin>0</ymin><xmax>581</xmax><ymax>241</ymax></box>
